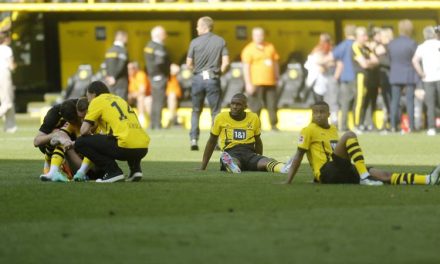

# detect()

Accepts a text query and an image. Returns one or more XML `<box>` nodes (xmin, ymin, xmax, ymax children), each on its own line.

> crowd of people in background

<box><xmin>58</xmin><ymin>18</ymin><xmax>440</xmax><ymax>140</ymax></box>
<box><xmin>30</xmin><ymin>15</ymin><xmax>440</xmax><ymax>185</ymax></box>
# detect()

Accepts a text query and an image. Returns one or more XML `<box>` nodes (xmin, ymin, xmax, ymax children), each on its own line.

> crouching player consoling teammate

<box><xmin>74</xmin><ymin>81</ymin><xmax>150</xmax><ymax>183</ymax></box>
<box><xmin>282</xmin><ymin>101</ymin><xmax>440</xmax><ymax>186</ymax></box>
<box><xmin>200</xmin><ymin>93</ymin><xmax>290</xmax><ymax>174</ymax></box>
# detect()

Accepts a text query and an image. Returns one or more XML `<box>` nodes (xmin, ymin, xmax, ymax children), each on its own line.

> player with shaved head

<box><xmin>200</xmin><ymin>93</ymin><xmax>290</xmax><ymax>174</ymax></box>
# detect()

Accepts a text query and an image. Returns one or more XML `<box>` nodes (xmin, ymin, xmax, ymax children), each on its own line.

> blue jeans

<box><xmin>190</xmin><ymin>75</ymin><xmax>221</xmax><ymax>140</ymax></box>
<box><xmin>390</xmin><ymin>84</ymin><xmax>415</xmax><ymax>131</ymax></box>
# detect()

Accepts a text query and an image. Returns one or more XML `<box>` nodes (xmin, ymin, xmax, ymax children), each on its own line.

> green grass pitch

<box><xmin>1</xmin><ymin>115</ymin><xmax>440</xmax><ymax>264</ymax></box>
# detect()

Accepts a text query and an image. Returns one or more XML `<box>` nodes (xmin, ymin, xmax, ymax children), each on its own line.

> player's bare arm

<box><xmin>33</xmin><ymin>130</ymin><xmax>58</xmax><ymax>147</ymax></box>
<box><xmin>186</xmin><ymin>57</ymin><xmax>193</xmax><ymax>71</ymax></box>
<box><xmin>255</xmin><ymin>134</ymin><xmax>263</xmax><ymax>155</ymax></box>
<box><xmin>283</xmin><ymin>148</ymin><xmax>306</xmax><ymax>184</ymax></box>
<box><xmin>200</xmin><ymin>133</ymin><xmax>219</xmax><ymax>170</ymax></box>
<box><xmin>80</xmin><ymin>121</ymin><xmax>93</xmax><ymax>136</ymax></box>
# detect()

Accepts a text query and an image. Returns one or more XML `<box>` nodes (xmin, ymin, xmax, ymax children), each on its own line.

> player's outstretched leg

<box><xmin>387</xmin><ymin>164</ymin><xmax>440</xmax><ymax>185</ymax></box>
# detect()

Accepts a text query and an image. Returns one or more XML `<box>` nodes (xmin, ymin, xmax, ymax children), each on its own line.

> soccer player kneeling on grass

<box><xmin>74</xmin><ymin>81</ymin><xmax>150</xmax><ymax>183</ymax></box>
<box><xmin>282</xmin><ymin>101</ymin><xmax>440</xmax><ymax>186</ymax></box>
<box><xmin>200</xmin><ymin>93</ymin><xmax>290</xmax><ymax>174</ymax></box>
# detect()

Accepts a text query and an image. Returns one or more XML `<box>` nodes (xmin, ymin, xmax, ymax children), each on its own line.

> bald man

<box><xmin>144</xmin><ymin>26</ymin><xmax>171</xmax><ymax>130</ymax></box>
<box><xmin>200</xmin><ymin>93</ymin><xmax>289</xmax><ymax>174</ymax></box>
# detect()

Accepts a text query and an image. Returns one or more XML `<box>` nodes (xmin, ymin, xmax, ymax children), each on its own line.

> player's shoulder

<box><xmin>215</xmin><ymin>111</ymin><xmax>230</xmax><ymax>120</ymax></box>
<box><xmin>301</xmin><ymin>122</ymin><xmax>315</xmax><ymax>131</ymax></box>
<box><xmin>246</xmin><ymin>111</ymin><xmax>260</xmax><ymax>121</ymax></box>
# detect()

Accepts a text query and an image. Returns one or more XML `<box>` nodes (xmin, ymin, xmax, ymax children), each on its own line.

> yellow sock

<box><xmin>78</xmin><ymin>158</ymin><xmax>92</xmax><ymax>174</ymax></box>
<box><xmin>346</xmin><ymin>138</ymin><xmax>368</xmax><ymax>177</ymax></box>
<box><xmin>390</xmin><ymin>173</ymin><xmax>429</xmax><ymax>185</ymax></box>
<box><xmin>266</xmin><ymin>160</ymin><xmax>284</xmax><ymax>173</ymax></box>
<box><xmin>48</xmin><ymin>147</ymin><xmax>64</xmax><ymax>176</ymax></box>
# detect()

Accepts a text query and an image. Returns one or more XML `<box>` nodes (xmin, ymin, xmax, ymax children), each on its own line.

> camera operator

<box><xmin>412</xmin><ymin>26</ymin><xmax>440</xmax><ymax>136</ymax></box>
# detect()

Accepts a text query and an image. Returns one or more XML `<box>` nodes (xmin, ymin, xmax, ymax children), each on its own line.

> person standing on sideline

<box><xmin>75</xmin><ymin>81</ymin><xmax>150</xmax><ymax>183</ymax></box>
<box><xmin>187</xmin><ymin>16</ymin><xmax>229</xmax><ymax>150</ymax></box>
<box><xmin>0</xmin><ymin>32</ymin><xmax>16</xmax><ymax>133</ymax></box>
<box><xmin>388</xmin><ymin>19</ymin><xmax>418</xmax><ymax>133</ymax></box>
<box><xmin>104</xmin><ymin>30</ymin><xmax>129</xmax><ymax>100</ymax></box>
<box><xmin>241</xmin><ymin>27</ymin><xmax>280</xmax><ymax>131</ymax></box>
<box><xmin>332</xmin><ymin>24</ymin><xmax>356</xmax><ymax>132</ymax></box>
<box><xmin>412</xmin><ymin>26</ymin><xmax>440</xmax><ymax>136</ymax></box>
<box><xmin>144</xmin><ymin>26</ymin><xmax>170</xmax><ymax>130</ymax></box>
<box><xmin>351</xmin><ymin>27</ymin><xmax>378</xmax><ymax>131</ymax></box>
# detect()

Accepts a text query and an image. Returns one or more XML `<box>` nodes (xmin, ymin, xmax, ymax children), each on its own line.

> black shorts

<box><xmin>319</xmin><ymin>154</ymin><xmax>360</xmax><ymax>184</ymax></box>
<box><xmin>221</xmin><ymin>145</ymin><xmax>265</xmax><ymax>171</ymax></box>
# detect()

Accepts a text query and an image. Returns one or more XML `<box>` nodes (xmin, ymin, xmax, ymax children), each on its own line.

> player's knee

<box><xmin>342</xmin><ymin>131</ymin><xmax>357</xmax><ymax>140</ymax></box>
<box><xmin>74</xmin><ymin>137</ymin><xmax>86</xmax><ymax>150</ymax></box>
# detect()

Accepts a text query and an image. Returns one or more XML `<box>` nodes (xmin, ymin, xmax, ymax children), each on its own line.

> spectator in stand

<box><xmin>388</xmin><ymin>19</ymin><xmax>418</xmax><ymax>133</ymax></box>
<box><xmin>127</xmin><ymin>61</ymin><xmax>151</xmax><ymax>128</ymax></box>
<box><xmin>412</xmin><ymin>26</ymin><xmax>440</xmax><ymax>136</ymax></box>
<box><xmin>332</xmin><ymin>24</ymin><xmax>356</xmax><ymax>131</ymax></box>
<box><xmin>241</xmin><ymin>27</ymin><xmax>280</xmax><ymax>131</ymax></box>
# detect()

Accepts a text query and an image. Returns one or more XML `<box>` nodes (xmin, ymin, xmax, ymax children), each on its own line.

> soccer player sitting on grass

<box><xmin>40</xmin><ymin>120</ymin><xmax>95</xmax><ymax>182</ymax></box>
<box><xmin>200</xmin><ymin>93</ymin><xmax>290</xmax><ymax>174</ymax></box>
<box><xmin>282</xmin><ymin>101</ymin><xmax>440</xmax><ymax>185</ymax></box>
<box><xmin>74</xmin><ymin>81</ymin><xmax>150</xmax><ymax>183</ymax></box>
<box><xmin>34</xmin><ymin>98</ymin><xmax>89</xmax><ymax>182</ymax></box>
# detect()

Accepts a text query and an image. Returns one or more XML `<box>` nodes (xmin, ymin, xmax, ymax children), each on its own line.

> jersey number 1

<box><xmin>111</xmin><ymin>101</ymin><xmax>135</xmax><ymax>120</ymax></box>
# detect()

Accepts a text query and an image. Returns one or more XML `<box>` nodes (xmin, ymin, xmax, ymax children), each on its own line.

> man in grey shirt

<box><xmin>187</xmin><ymin>16</ymin><xmax>229</xmax><ymax>151</ymax></box>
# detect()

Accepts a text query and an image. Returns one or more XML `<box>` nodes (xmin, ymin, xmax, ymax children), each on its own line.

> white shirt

<box><xmin>0</xmin><ymin>44</ymin><xmax>12</xmax><ymax>71</ymax></box>
<box><xmin>414</xmin><ymin>39</ymin><xmax>440</xmax><ymax>82</ymax></box>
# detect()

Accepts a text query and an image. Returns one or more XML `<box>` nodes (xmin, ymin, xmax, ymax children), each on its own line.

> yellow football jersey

<box><xmin>85</xmin><ymin>93</ymin><xmax>150</xmax><ymax>149</ymax></box>
<box><xmin>297</xmin><ymin>122</ymin><xmax>339</xmax><ymax>181</ymax></box>
<box><xmin>211</xmin><ymin>112</ymin><xmax>261</xmax><ymax>150</ymax></box>
<box><xmin>60</xmin><ymin>122</ymin><xmax>81</xmax><ymax>140</ymax></box>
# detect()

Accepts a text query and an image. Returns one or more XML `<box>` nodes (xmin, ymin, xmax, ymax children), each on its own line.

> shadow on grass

<box><xmin>0</xmin><ymin>159</ymin><xmax>437</xmax><ymax>185</ymax></box>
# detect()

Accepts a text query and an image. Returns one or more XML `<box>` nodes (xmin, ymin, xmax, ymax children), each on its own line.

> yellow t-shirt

<box><xmin>297</xmin><ymin>122</ymin><xmax>339</xmax><ymax>182</ymax></box>
<box><xmin>84</xmin><ymin>93</ymin><xmax>150</xmax><ymax>149</ymax></box>
<box><xmin>211</xmin><ymin>112</ymin><xmax>261</xmax><ymax>150</ymax></box>
<box><xmin>241</xmin><ymin>42</ymin><xmax>280</xmax><ymax>86</ymax></box>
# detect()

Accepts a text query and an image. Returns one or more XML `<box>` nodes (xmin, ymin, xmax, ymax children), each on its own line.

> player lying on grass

<box><xmin>34</xmin><ymin>98</ymin><xmax>88</xmax><ymax>181</ymax></box>
<box><xmin>200</xmin><ymin>93</ymin><xmax>290</xmax><ymax>173</ymax></box>
<box><xmin>282</xmin><ymin>101</ymin><xmax>440</xmax><ymax>185</ymax></box>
